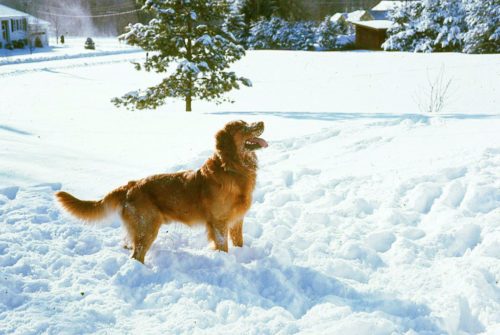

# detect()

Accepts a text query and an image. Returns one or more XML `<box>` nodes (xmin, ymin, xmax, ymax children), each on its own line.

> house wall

<box><xmin>28</xmin><ymin>25</ymin><xmax>49</xmax><ymax>47</ymax></box>
<box><xmin>1</xmin><ymin>20</ymin><xmax>7</xmax><ymax>44</ymax></box>
<box><xmin>9</xmin><ymin>18</ymin><xmax>28</xmax><ymax>41</ymax></box>
<box><xmin>0</xmin><ymin>17</ymin><xmax>28</xmax><ymax>45</ymax></box>
<box><xmin>0</xmin><ymin>16</ymin><xmax>49</xmax><ymax>48</ymax></box>
<box><xmin>355</xmin><ymin>25</ymin><xmax>387</xmax><ymax>50</ymax></box>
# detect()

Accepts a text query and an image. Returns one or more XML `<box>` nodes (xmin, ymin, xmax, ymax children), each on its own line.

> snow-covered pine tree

<box><xmin>384</xmin><ymin>0</ymin><xmax>466</xmax><ymax>53</ymax></box>
<box><xmin>316</xmin><ymin>16</ymin><xmax>348</xmax><ymax>50</ymax></box>
<box><xmin>383</xmin><ymin>1</ymin><xmax>426</xmax><ymax>51</ymax></box>
<box><xmin>247</xmin><ymin>17</ymin><xmax>286</xmax><ymax>49</ymax></box>
<box><xmin>428</xmin><ymin>0</ymin><xmax>466</xmax><ymax>52</ymax></box>
<box><xmin>112</xmin><ymin>0</ymin><xmax>251</xmax><ymax>112</ymax></box>
<box><xmin>463</xmin><ymin>0</ymin><xmax>500</xmax><ymax>54</ymax></box>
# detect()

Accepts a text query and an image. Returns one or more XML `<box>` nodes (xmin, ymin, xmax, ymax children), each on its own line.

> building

<box><xmin>351</xmin><ymin>1</ymin><xmax>414</xmax><ymax>50</ymax></box>
<box><xmin>330</xmin><ymin>9</ymin><xmax>374</xmax><ymax>34</ymax></box>
<box><xmin>352</xmin><ymin>20</ymin><xmax>394</xmax><ymax>50</ymax></box>
<box><xmin>27</xmin><ymin>16</ymin><xmax>50</xmax><ymax>47</ymax></box>
<box><xmin>0</xmin><ymin>4</ymin><xmax>50</xmax><ymax>49</ymax></box>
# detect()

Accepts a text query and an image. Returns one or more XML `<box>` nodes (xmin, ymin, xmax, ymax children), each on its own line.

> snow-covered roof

<box><xmin>346</xmin><ymin>10</ymin><xmax>373</xmax><ymax>23</ymax></box>
<box><xmin>0</xmin><ymin>4</ymin><xmax>29</xmax><ymax>18</ymax></box>
<box><xmin>352</xmin><ymin>20</ymin><xmax>394</xmax><ymax>30</ymax></box>
<box><xmin>330</xmin><ymin>13</ymin><xmax>345</xmax><ymax>23</ymax></box>
<box><xmin>372</xmin><ymin>1</ymin><xmax>407</xmax><ymax>11</ymax></box>
<box><xmin>28</xmin><ymin>16</ymin><xmax>51</xmax><ymax>26</ymax></box>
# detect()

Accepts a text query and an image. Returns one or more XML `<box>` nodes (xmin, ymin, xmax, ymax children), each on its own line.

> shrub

<box><xmin>12</xmin><ymin>40</ymin><xmax>25</xmax><ymax>49</ymax></box>
<box><xmin>34</xmin><ymin>37</ymin><xmax>43</xmax><ymax>48</ymax></box>
<box><xmin>84</xmin><ymin>37</ymin><xmax>95</xmax><ymax>50</ymax></box>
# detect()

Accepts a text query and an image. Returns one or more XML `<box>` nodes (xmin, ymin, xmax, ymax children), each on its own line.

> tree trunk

<box><xmin>186</xmin><ymin>14</ymin><xmax>193</xmax><ymax>112</ymax></box>
<box><xmin>186</xmin><ymin>95</ymin><xmax>192</xmax><ymax>112</ymax></box>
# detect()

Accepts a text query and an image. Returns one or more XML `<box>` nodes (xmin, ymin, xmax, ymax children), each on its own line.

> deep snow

<box><xmin>1</xmin><ymin>39</ymin><xmax>499</xmax><ymax>334</ymax></box>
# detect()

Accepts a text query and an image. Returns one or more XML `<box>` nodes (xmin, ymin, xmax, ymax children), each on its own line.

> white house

<box><xmin>0</xmin><ymin>4</ymin><xmax>50</xmax><ymax>49</ymax></box>
<box><xmin>27</xmin><ymin>15</ymin><xmax>51</xmax><ymax>47</ymax></box>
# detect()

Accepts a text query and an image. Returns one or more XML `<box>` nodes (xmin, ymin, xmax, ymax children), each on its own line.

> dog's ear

<box><xmin>216</xmin><ymin>128</ymin><xmax>237</xmax><ymax>167</ymax></box>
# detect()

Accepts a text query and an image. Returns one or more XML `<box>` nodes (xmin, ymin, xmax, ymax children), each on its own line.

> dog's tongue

<box><xmin>250</xmin><ymin>137</ymin><xmax>268</xmax><ymax>148</ymax></box>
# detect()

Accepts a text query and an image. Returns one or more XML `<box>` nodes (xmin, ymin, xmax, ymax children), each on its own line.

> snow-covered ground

<box><xmin>1</xmin><ymin>40</ymin><xmax>499</xmax><ymax>334</ymax></box>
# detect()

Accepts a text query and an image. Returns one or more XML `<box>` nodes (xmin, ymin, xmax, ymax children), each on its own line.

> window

<box><xmin>10</xmin><ymin>19</ymin><xmax>27</xmax><ymax>32</ymax></box>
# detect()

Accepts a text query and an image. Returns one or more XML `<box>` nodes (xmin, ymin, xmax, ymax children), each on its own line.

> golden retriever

<box><xmin>56</xmin><ymin>120</ymin><xmax>267</xmax><ymax>263</ymax></box>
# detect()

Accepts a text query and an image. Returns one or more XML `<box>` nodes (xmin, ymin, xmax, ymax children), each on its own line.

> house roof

<box><xmin>346</xmin><ymin>10</ymin><xmax>373</xmax><ymax>23</ymax></box>
<box><xmin>0</xmin><ymin>4</ymin><xmax>50</xmax><ymax>26</ymax></box>
<box><xmin>330</xmin><ymin>13</ymin><xmax>345</xmax><ymax>23</ymax></box>
<box><xmin>28</xmin><ymin>16</ymin><xmax>50</xmax><ymax>26</ymax></box>
<box><xmin>352</xmin><ymin>20</ymin><xmax>394</xmax><ymax>30</ymax></box>
<box><xmin>0</xmin><ymin>4</ymin><xmax>29</xmax><ymax>18</ymax></box>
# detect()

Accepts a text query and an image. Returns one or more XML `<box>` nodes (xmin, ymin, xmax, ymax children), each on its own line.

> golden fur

<box><xmin>56</xmin><ymin>120</ymin><xmax>267</xmax><ymax>263</ymax></box>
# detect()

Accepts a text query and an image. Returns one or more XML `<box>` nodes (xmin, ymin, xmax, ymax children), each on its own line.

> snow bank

<box><xmin>0</xmin><ymin>37</ymin><xmax>141</xmax><ymax>66</ymax></box>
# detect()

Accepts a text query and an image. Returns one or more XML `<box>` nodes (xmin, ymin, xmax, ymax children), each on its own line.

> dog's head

<box><xmin>215</xmin><ymin>120</ymin><xmax>268</xmax><ymax>171</ymax></box>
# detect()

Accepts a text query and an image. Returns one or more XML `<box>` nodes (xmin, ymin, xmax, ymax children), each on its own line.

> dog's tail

<box><xmin>55</xmin><ymin>186</ymin><xmax>127</xmax><ymax>222</ymax></box>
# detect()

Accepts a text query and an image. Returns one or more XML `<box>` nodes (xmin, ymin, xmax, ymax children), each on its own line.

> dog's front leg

<box><xmin>207</xmin><ymin>221</ymin><xmax>228</xmax><ymax>252</ymax></box>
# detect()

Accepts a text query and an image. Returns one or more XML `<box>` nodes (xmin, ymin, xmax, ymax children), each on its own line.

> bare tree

<box><xmin>415</xmin><ymin>66</ymin><xmax>453</xmax><ymax>114</ymax></box>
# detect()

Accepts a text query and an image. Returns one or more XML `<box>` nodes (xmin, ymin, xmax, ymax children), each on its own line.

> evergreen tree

<box><xmin>428</xmin><ymin>0</ymin><xmax>466</xmax><ymax>52</ymax></box>
<box><xmin>246</xmin><ymin>17</ymin><xmax>315</xmax><ymax>50</ymax></box>
<box><xmin>463</xmin><ymin>0</ymin><xmax>500</xmax><ymax>54</ymax></box>
<box><xmin>112</xmin><ymin>0</ymin><xmax>251</xmax><ymax>112</ymax></box>
<box><xmin>238</xmin><ymin>0</ymin><xmax>305</xmax><ymax>46</ymax></box>
<box><xmin>240</xmin><ymin>0</ymin><xmax>304</xmax><ymax>22</ymax></box>
<box><xmin>316</xmin><ymin>16</ymin><xmax>348</xmax><ymax>50</ymax></box>
<box><xmin>384</xmin><ymin>0</ymin><xmax>466</xmax><ymax>53</ymax></box>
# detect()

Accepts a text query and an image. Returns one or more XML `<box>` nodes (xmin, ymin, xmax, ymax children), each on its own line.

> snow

<box><xmin>352</xmin><ymin>20</ymin><xmax>395</xmax><ymax>30</ymax></box>
<box><xmin>372</xmin><ymin>1</ymin><xmax>406</xmax><ymax>11</ymax></box>
<box><xmin>0</xmin><ymin>37</ymin><xmax>141</xmax><ymax>65</ymax></box>
<box><xmin>1</xmin><ymin>38</ymin><xmax>500</xmax><ymax>334</ymax></box>
<box><xmin>346</xmin><ymin>10</ymin><xmax>371</xmax><ymax>23</ymax></box>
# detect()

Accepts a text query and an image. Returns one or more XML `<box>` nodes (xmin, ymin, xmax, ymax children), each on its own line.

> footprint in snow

<box><xmin>0</xmin><ymin>186</ymin><xmax>20</xmax><ymax>201</ymax></box>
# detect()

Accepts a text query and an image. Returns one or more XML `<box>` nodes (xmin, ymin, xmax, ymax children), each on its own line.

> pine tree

<box><xmin>112</xmin><ymin>0</ymin><xmax>251</xmax><ymax>112</ymax></box>
<box><xmin>383</xmin><ymin>1</ymin><xmax>425</xmax><ymax>51</ymax></box>
<box><xmin>384</xmin><ymin>0</ymin><xmax>466</xmax><ymax>53</ymax></box>
<box><xmin>463</xmin><ymin>0</ymin><xmax>500</xmax><ymax>54</ymax></box>
<box><xmin>316</xmin><ymin>16</ymin><xmax>348</xmax><ymax>50</ymax></box>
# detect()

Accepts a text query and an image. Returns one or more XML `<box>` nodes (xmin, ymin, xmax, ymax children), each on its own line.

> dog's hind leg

<box><xmin>121</xmin><ymin>202</ymin><xmax>162</xmax><ymax>263</ymax></box>
<box><xmin>206</xmin><ymin>220</ymin><xmax>229</xmax><ymax>252</ymax></box>
<box><xmin>230</xmin><ymin>219</ymin><xmax>244</xmax><ymax>247</ymax></box>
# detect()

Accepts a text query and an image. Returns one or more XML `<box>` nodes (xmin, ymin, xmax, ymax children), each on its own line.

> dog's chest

<box><xmin>213</xmin><ymin>179</ymin><xmax>254</xmax><ymax>215</ymax></box>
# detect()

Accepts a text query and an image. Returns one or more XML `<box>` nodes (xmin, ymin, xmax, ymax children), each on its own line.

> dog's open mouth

<box><xmin>245</xmin><ymin>137</ymin><xmax>268</xmax><ymax>150</ymax></box>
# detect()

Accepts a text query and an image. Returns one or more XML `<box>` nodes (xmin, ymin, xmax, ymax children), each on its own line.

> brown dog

<box><xmin>56</xmin><ymin>120</ymin><xmax>267</xmax><ymax>263</ymax></box>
